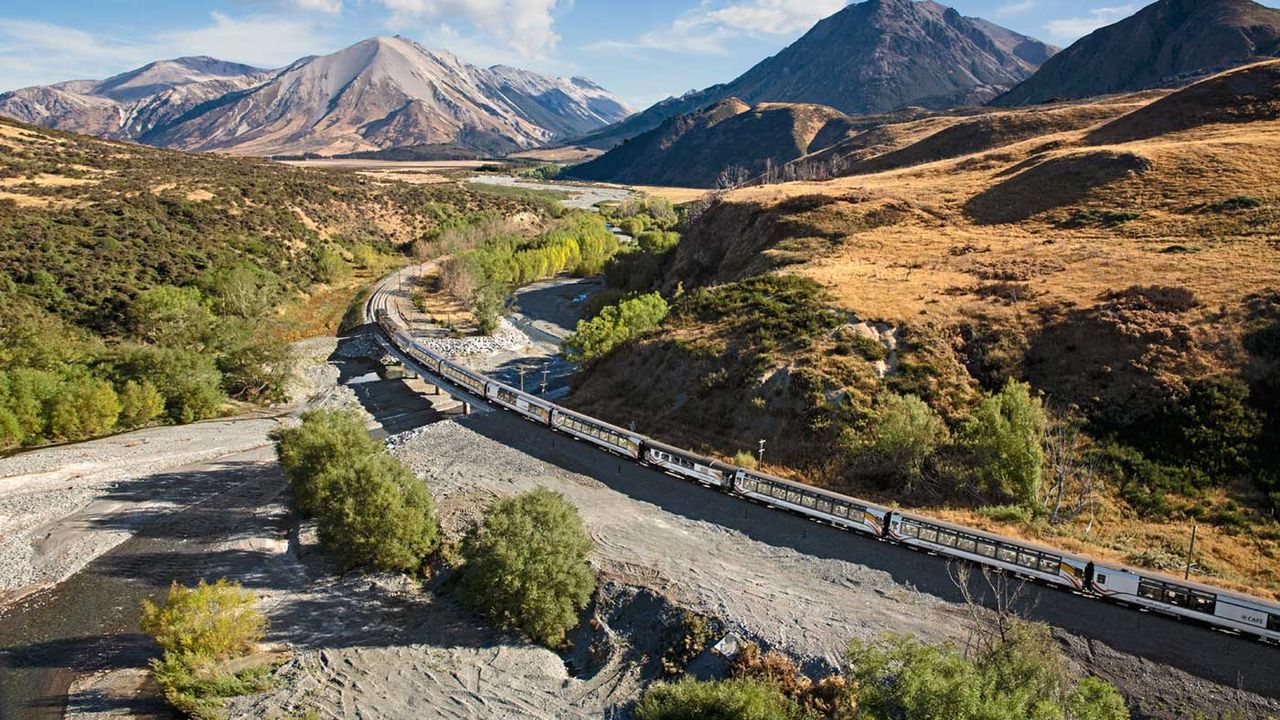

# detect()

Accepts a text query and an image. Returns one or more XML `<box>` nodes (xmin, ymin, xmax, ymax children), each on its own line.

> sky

<box><xmin>2</xmin><ymin>0</ymin><xmax>1279</xmax><ymax>109</ymax></box>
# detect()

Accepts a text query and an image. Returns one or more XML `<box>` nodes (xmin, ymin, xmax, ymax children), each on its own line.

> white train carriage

<box><xmin>486</xmin><ymin>382</ymin><xmax>553</xmax><ymax>425</ymax></box>
<box><xmin>887</xmin><ymin>512</ymin><xmax>1089</xmax><ymax>589</ymax></box>
<box><xmin>439</xmin><ymin>360</ymin><xmax>488</xmax><ymax>398</ymax></box>
<box><xmin>733</xmin><ymin>469</ymin><xmax>888</xmax><ymax>537</ymax></box>
<box><xmin>550</xmin><ymin>407</ymin><xmax>642</xmax><ymax>459</ymax></box>
<box><xmin>643</xmin><ymin>440</ymin><xmax>731</xmax><ymax>488</ymax></box>
<box><xmin>404</xmin><ymin>343</ymin><xmax>442</xmax><ymax>374</ymax></box>
<box><xmin>1090</xmin><ymin>563</ymin><xmax>1280</xmax><ymax>641</ymax></box>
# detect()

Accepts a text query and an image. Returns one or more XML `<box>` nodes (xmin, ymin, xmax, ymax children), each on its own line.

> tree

<box><xmin>273</xmin><ymin>410</ymin><xmax>383</xmax><ymax>517</ymax></box>
<box><xmin>204</xmin><ymin>264</ymin><xmax>280</xmax><ymax>319</ymax></box>
<box><xmin>458</xmin><ymin>488</ymin><xmax>596</xmax><ymax>646</ymax></box>
<box><xmin>317</xmin><ymin>452</ymin><xmax>440</xmax><ymax>572</ymax></box>
<box><xmin>1042</xmin><ymin>410</ymin><xmax>1100</xmax><ymax>525</ymax></box>
<box><xmin>141</xmin><ymin>579</ymin><xmax>265</xmax><ymax>662</ymax></box>
<box><xmin>858</xmin><ymin>393</ymin><xmax>949</xmax><ymax>489</ymax></box>
<box><xmin>118</xmin><ymin>380</ymin><xmax>166</xmax><ymax>429</ymax></box>
<box><xmin>114</xmin><ymin>346</ymin><xmax>227</xmax><ymax>423</ymax></box>
<box><xmin>965</xmin><ymin>380</ymin><xmax>1046</xmax><ymax>508</ymax></box>
<box><xmin>212</xmin><ymin>319</ymin><xmax>293</xmax><ymax>402</ymax></box>
<box><xmin>562</xmin><ymin>292</ymin><xmax>669</xmax><ymax>363</ymax></box>
<box><xmin>637</xmin><ymin>230</ymin><xmax>680</xmax><ymax>255</ymax></box>
<box><xmin>315</xmin><ymin>245</ymin><xmax>350</xmax><ymax>284</ymax></box>
<box><xmin>128</xmin><ymin>285</ymin><xmax>215</xmax><ymax>349</ymax></box>
<box><xmin>49</xmin><ymin>376</ymin><xmax>120</xmax><ymax>440</ymax></box>
<box><xmin>633</xmin><ymin>678</ymin><xmax>803</xmax><ymax>720</ymax></box>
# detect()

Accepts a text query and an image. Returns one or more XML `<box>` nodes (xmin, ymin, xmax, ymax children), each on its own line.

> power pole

<box><xmin>757</xmin><ymin>439</ymin><xmax>766</xmax><ymax>465</ymax></box>
<box><xmin>540</xmin><ymin>369</ymin><xmax>550</xmax><ymax>395</ymax></box>
<box><xmin>518</xmin><ymin>366</ymin><xmax>526</xmax><ymax>392</ymax></box>
<box><xmin>1184</xmin><ymin>524</ymin><xmax>1198</xmax><ymax>579</ymax></box>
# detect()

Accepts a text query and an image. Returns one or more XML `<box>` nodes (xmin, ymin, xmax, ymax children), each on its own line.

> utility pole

<box><xmin>518</xmin><ymin>366</ymin><xmax>526</xmax><ymax>392</ymax></box>
<box><xmin>1184</xmin><ymin>524</ymin><xmax>1198</xmax><ymax>579</ymax></box>
<box><xmin>758</xmin><ymin>438</ymin><xmax>766</xmax><ymax>465</ymax></box>
<box><xmin>540</xmin><ymin>369</ymin><xmax>550</xmax><ymax>395</ymax></box>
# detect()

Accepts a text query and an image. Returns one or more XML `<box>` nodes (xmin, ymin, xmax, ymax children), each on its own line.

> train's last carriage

<box><xmin>643</xmin><ymin>440</ymin><xmax>731</xmax><ymax>489</ymax></box>
<box><xmin>888</xmin><ymin>513</ymin><xmax>1088</xmax><ymax>590</ymax></box>
<box><xmin>1091</xmin><ymin>563</ymin><xmax>1280</xmax><ymax>641</ymax></box>
<box><xmin>733</xmin><ymin>469</ymin><xmax>888</xmax><ymax>537</ymax></box>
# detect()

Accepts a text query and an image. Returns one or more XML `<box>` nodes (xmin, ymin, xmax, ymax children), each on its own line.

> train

<box><xmin>374</xmin><ymin>309</ymin><xmax>1280</xmax><ymax>644</ymax></box>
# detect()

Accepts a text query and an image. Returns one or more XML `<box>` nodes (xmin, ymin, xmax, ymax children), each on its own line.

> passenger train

<box><xmin>375</xmin><ymin>309</ymin><xmax>1280</xmax><ymax>644</ymax></box>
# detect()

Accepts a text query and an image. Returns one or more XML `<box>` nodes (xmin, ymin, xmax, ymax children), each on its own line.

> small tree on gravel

<box><xmin>458</xmin><ymin>488</ymin><xmax>595</xmax><ymax>647</ymax></box>
<box><xmin>273</xmin><ymin>410</ymin><xmax>383</xmax><ymax>517</ymax></box>
<box><xmin>633</xmin><ymin>677</ymin><xmax>803</xmax><ymax>720</ymax></box>
<box><xmin>317</xmin><ymin>451</ymin><xmax>440</xmax><ymax>573</ymax></box>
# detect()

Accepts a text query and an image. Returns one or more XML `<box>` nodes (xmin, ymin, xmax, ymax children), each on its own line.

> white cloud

<box><xmin>587</xmin><ymin>0</ymin><xmax>846</xmax><ymax>56</ymax></box>
<box><xmin>1045</xmin><ymin>4</ymin><xmax>1137</xmax><ymax>42</ymax></box>
<box><xmin>375</xmin><ymin>0</ymin><xmax>563</xmax><ymax>58</ymax></box>
<box><xmin>996</xmin><ymin>0</ymin><xmax>1037</xmax><ymax>17</ymax></box>
<box><xmin>293</xmin><ymin>0</ymin><xmax>343</xmax><ymax>13</ymax></box>
<box><xmin>0</xmin><ymin>13</ymin><xmax>337</xmax><ymax>91</ymax></box>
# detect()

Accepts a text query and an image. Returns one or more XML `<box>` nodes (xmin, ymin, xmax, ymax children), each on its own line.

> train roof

<box><xmin>739</xmin><ymin>467</ymin><xmax>892</xmax><ymax>513</ymax></box>
<box><xmin>642</xmin><ymin>438</ymin><xmax>735</xmax><ymax>470</ymax></box>
<box><xmin>1091</xmin><ymin>559</ymin><xmax>1280</xmax><ymax>610</ymax></box>
<box><xmin>893</xmin><ymin>509</ymin><xmax>1090</xmax><ymax>562</ymax></box>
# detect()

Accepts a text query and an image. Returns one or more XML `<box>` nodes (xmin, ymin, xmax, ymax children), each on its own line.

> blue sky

<box><xmin>2</xmin><ymin>0</ymin><xmax>1278</xmax><ymax>108</ymax></box>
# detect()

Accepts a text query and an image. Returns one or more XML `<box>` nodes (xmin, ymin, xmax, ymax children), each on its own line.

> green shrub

<box><xmin>964</xmin><ymin>380</ymin><xmax>1045</xmax><ymax>508</ymax></box>
<box><xmin>563</xmin><ymin>292</ymin><xmax>669</xmax><ymax>363</ymax></box>
<box><xmin>49</xmin><ymin>376</ymin><xmax>120</xmax><ymax>441</ymax></box>
<box><xmin>1207</xmin><ymin>195</ymin><xmax>1264</xmax><ymax>212</ymax></box>
<box><xmin>273</xmin><ymin>410</ymin><xmax>383</xmax><ymax>517</ymax></box>
<box><xmin>141</xmin><ymin>579</ymin><xmax>265</xmax><ymax>662</ymax></box>
<box><xmin>458</xmin><ymin>488</ymin><xmax>595</xmax><ymax>647</ymax></box>
<box><xmin>977</xmin><ymin>504</ymin><xmax>1034</xmax><ymax>525</ymax></box>
<box><xmin>857</xmin><ymin>393</ymin><xmax>948</xmax><ymax>486</ymax></box>
<box><xmin>315</xmin><ymin>245</ymin><xmax>350</xmax><ymax>284</ymax></box>
<box><xmin>113</xmin><ymin>346</ymin><xmax>227</xmax><ymax>423</ymax></box>
<box><xmin>633</xmin><ymin>678</ymin><xmax>803</xmax><ymax>720</ymax></box>
<box><xmin>733</xmin><ymin>450</ymin><xmax>759</xmax><ymax>469</ymax></box>
<box><xmin>637</xmin><ymin>230</ymin><xmax>680</xmax><ymax>254</ymax></box>
<box><xmin>203</xmin><ymin>264</ymin><xmax>280</xmax><ymax>319</ymax></box>
<box><xmin>316</xmin><ymin>452</ymin><xmax>440</xmax><ymax>573</ymax></box>
<box><xmin>118</xmin><ymin>380</ymin><xmax>166</xmax><ymax>429</ymax></box>
<box><xmin>129</xmin><ymin>285</ymin><xmax>216</xmax><ymax>349</ymax></box>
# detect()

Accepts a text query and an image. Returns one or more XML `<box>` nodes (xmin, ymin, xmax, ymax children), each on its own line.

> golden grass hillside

<box><xmin>569</xmin><ymin>62</ymin><xmax>1280</xmax><ymax>598</ymax></box>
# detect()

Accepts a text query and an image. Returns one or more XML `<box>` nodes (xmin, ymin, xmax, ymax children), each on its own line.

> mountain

<box><xmin>568</xmin><ymin>100</ymin><xmax>862</xmax><ymax>187</ymax></box>
<box><xmin>993</xmin><ymin>0</ymin><xmax>1280</xmax><ymax>106</ymax></box>
<box><xmin>574</xmin><ymin>0</ymin><xmax>1056</xmax><ymax>149</ymax></box>
<box><xmin>0</xmin><ymin>36</ymin><xmax>631</xmax><ymax>157</ymax></box>
<box><xmin>0</xmin><ymin>57</ymin><xmax>273</xmax><ymax>141</ymax></box>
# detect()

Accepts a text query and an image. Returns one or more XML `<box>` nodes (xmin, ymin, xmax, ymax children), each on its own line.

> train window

<box><xmin>976</xmin><ymin>542</ymin><xmax>996</xmax><ymax>558</ymax></box>
<box><xmin>1017</xmin><ymin>552</ymin><xmax>1038</xmax><ymax>569</ymax></box>
<box><xmin>834</xmin><ymin>504</ymin><xmax>849</xmax><ymax>518</ymax></box>
<box><xmin>1188</xmin><ymin>593</ymin><xmax>1214</xmax><ymax>614</ymax></box>
<box><xmin>1137</xmin><ymin>580</ymin><xmax>1162</xmax><ymax>601</ymax></box>
<box><xmin>1039</xmin><ymin>558</ymin><xmax>1059</xmax><ymax>574</ymax></box>
<box><xmin>997</xmin><ymin>547</ymin><xmax>1018</xmax><ymax>564</ymax></box>
<box><xmin>816</xmin><ymin>499</ymin><xmax>832</xmax><ymax>513</ymax></box>
<box><xmin>957</xmin><ymin>537</ymin><xmax>977</xmax><ymax>553</ymax></box>
<box><xmin>937</xmin><ymin>533</ymin><xmax>957</xmax><ymax>548</ymax></box>
<box><xmin>801</xmin><ymin>495</ymin><xmax>816</xmax><ymax>509</ymax></box>
<box><xmin>919</xmin><ymin>528</ymin><xmax>938</xmax><ymax>543</ymax></box>
<box><xmin>1095</xmin><ymin>573</ymin><xmax>1108</xmax><ymax>585</ymax></box>
<box><xmin>1164</xmin><ymin>589</ymin><xmax>1189</xmax><ymax>607</ymax></box>
<box><xmin>900</xmin><ymin>522</ymin><xmax>919</xmax><ymax>538</ymax></box>
<box><xmin>786</xmin><ymin>491</ymin><xmax>801</xmax><ymax>504</ymax></box>
<box><xmin>1269</xmin><ymin>614</ymin><xmax>1280</xmax><ymax>632</ymax></box>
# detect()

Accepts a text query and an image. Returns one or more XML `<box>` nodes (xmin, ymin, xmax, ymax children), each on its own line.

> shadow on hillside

<box><xmin>964</xmin><ymin>151</ymin><xmax>1151</xmax><ymax>225</ymax></box>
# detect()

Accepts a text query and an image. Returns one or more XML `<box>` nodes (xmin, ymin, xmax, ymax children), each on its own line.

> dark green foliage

<box><xmin>637</xmin><ymin>230</ymin><xmax>681</xmax><ymax>255</ymax></box>
<box><xmin>110</xmin><ymin>346</ymin><xmax>227</xmax><ymax>424</ymax></box>
<box><xmin>458</xmin><ymin>488</ymin><xmax>596</xmax><ymax>647</ymax></box>
<box><xmin>660</xmin><ymin>611</ymin><xmax>721</xmax><ymax>676</ymax></box>
<box><xmin>1126</xmin><ymin>376</ymin><xmax>1262</xmax><ymax>478</ymax></box>
<box><xmin>633</xmin><ymin>678</ymin><xmax>803</xmax><ymax>720</ymax></box>
<box><xmin>1058</xmin><ymin>209</ymin><xmax>1141</xmax><ymax>228</ymax></box>
<box><xmin>846</xmin><ymin>625</ymin><xmax>1128</xmax><ymax>720</ymax></box>
<box><xmin>854</xmin><ymin>393</ymin><xmax>949</xmax><ymax>489</ymax></box>
<box><xmin>676</xmin><ymin>275</ymin><xmax>842</xmax><ymax>355</ymax></box>
<box><xmin>563</xmin><ymin>293</ymin><xmax>670</xmax><ymax>363</ymax></box>
<box><xmin>128</xmin><ymin>285</ymin><xmax>215</xmax><ymax>348</ymax></box>
<box><xmin>963</xmin><ymin>380</ymin><xmax>1046</xmax><ymax>508</ymax></box>
<box><xmin>1206</xmin><ymin>195</ymin><xmax>1264</xmax><ymax>212</ymax></box>
<box><xmin>272</xmin><ymin>410</ymin><xmax>439</xmax><ymax>572</ymax></box>
<box><xmin>604</xmin><ymin>249</ymin><xmax>664</xmax><ymax>293</ymax></box>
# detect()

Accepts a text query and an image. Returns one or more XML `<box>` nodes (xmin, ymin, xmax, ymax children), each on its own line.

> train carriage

<box><xmin>486</xmin><ymin>381</ymin><xmax>553</xmax><ymax>425</ymax></box>
<box><xmin>550</xmin><ymin>407</ymin><xmax>642</xmax><ymax>459</ymax></box>
<box><xmin>439</xmin><ymin>360</ymin><xmax>488</xmax><ymax>398</ymax></box>
<box><xmin>405</xmin><ymin>343</ymin><xmax>442</xmax><ymax>374</ymax></box>
<box><xmin>733</xmin><ymin>469</ymin><xmax>889</xmax><ymax>537</ymax></box>
<box><xmin>643</xmin><ymin>439</ymin><xmax>731</xmax><ymax>489</ymax></box>
<box><xmin>887</xmin><ymin>512</ymin><xmax>1089</xmax><ymax>590</ymax></box>
<box><xmin>1091</xmin><ymin>563</ymin><xmax>1280</xmax><ymax>641</ymax></box>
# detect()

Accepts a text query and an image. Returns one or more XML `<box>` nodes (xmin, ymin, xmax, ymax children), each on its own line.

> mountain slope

<box><xmin>574</xmin><ymin>0</ymin><xmax>1056</xmax><ymax>149</ymax></box>
<box><xmin>994</xmin><ymin>0</ymin><xmax>1280</xmax><ymax>106</ymax></box>
<box><xmin>0</xmin><ymin>37</ymin><xmax>631</xmax><ymax>157</ymax></box>
<box><xmin>0</xmin><ymin>57</ymin><xmax>272</xmax><ymax>140</ymax></box>
<box><xmin>568</xmin><ymin>100</ymin><xmax>858</xmax><ymax>187</ymax></box>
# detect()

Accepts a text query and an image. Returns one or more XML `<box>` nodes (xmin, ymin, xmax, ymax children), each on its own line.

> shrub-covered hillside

<box><xmin>566</xmin><ymin>65</ymin><xmax>1280</xmax><ymax>598</ymax></box>
<box><xmin>0</xmin><ymin>118</ymin><xmax>541</xmax><ymax>449</ymax></box>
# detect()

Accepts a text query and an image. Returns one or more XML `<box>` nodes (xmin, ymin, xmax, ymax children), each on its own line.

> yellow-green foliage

<box><xmin>458</xmin><ymin>488</ymin><xmax>596</xmax><ymax>647</ymax></box>
<box><xmin>633</xmin><ymin>678</ymin><xmax>804</xmax><ymax>720</ymax></box>
<box><xmin>141</xmin><ymin>579</ymin><xmax>265</xmax><ymax>661</ymax></box>
<box><xmin>963</xmin><ymin>380</ymin><xmax>1046</xmax><ymax>508</ymax></box>
<box><xmin>563</xmin><ymin>292</ymin><xmax>669</xmax><ymax>363</ymax></box>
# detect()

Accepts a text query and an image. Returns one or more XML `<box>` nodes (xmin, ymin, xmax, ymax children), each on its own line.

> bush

<box><xmin>273</xmin><ymin>410</ymin><xmax>384</xmax><ymax>517</ymax></box>
<box><xmin>964</xmin><ymin>380</ymin><xmax>1045</xmax><ymax>508</ymax></box>
<box><xmin>141</xmin><ymin>579</ymin><xmax>265</xmax><ymax>662</ymax></box>
<box><xmin>129</xmin><ymin>285</ymin><xmax>216</xmax><ymax>349</ymax></box>
<box><xmin>317</xmin><ymin>452</ymin><xmax>440</xmax><ymax>573</ymax></box>
<box><xmin>637</xmin><ymin>230</ymin><xmax>680</xmax><ymax>254</ymax></box>
<box><xmin>113</xmin><ymin>346</ymin><xmax>227</xmax><ymax>423</ymax></box>
<box><xmin>48</xmin><ymin>376</ymin><xmax>120</xmax><ymax>441</ymax></box>
<box><xmin>846</xmin><ymin>626</ymin><xmax>1128</xmax><ymax>720</ymax></box>
<box><xmin>563</xmin><ymin>292</ymin><xmax>669</xmax><ymax>363</ymax></box>
<box><xmin>118</xmin><ymin>380</ymin><xmax>166</xmax><ymax>429</ymax></box>
<box><xmin>458</xmin><ymin>488</ymin><xmax>595</xmax><ymax>646</ymax></box>
<box><xmin>633</xmin><ymin>678</ymin><xmax>803</xmax><ymax>720</ymax></box>
<box><xmin>734</xmin><ymin>450</ymin><xmax>759</xmax><ymax>469</ymax></box>
<box><xmin>315</xmin><ymin>245</ymin><xmax>350</xmax><ymax>284</ymax></box>
<box><xmin>857</xmin><ymin>393</ymin><xmax>948</xmax><ymax>487</ymax></box>
<box><xmin>203</xmin><ymin>264</ymin><xmax>280</xmax><ymax>319</ymax></box>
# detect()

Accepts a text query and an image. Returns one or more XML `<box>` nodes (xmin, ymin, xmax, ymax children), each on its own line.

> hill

<box><xmin>567</xmin><ymin>100</ymin><xmax>858</xmax><ymax>187</ymax></box>
<box><xmin>566</xmin><ymin>63</ymin><xmax>1280</xmax><ymax>599</ymax></box>
<box><xmin>0</xmin><ymin>117</ymin><xmax>544</xmax><ymax>450</ymax></box>
<box><xmin>572</xmin><ymin>0</ymin><xmax>1055</xmax><ymax>150</ymax></box>
<box><xmin>994</xmin><ymin>0</ymin><xmax>1280</xmax><ymax>106</ymax></box>
<box><xmin>0</xmin><ymin>37</ymin><xmax>631</xmax><ymax>157</ymax></box>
